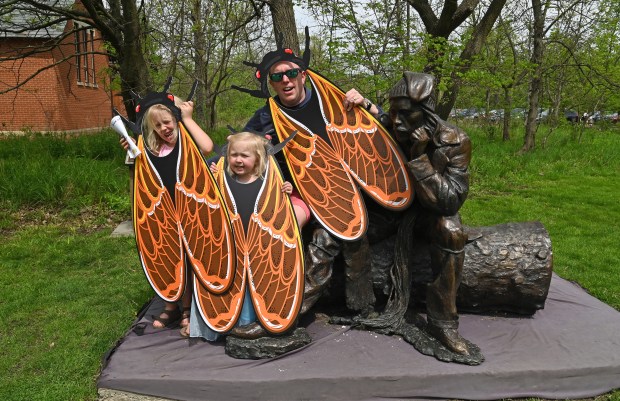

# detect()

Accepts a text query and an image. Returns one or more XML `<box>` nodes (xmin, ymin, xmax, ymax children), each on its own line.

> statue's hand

<box><xmin>409</xmin><ymin>127</ymin><xmax>430</xmax><ymax>158</ymax></box>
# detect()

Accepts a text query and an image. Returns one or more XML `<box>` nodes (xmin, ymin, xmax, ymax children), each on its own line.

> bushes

<box><xmin>0</xmin><ymin>130</ymin><xmax>130</xmax><ymax>211</ymax></box>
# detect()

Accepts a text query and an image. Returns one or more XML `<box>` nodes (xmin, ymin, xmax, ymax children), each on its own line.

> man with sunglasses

<box><xmin>245</xmin><ymin>61</ymin><xmax>380</xmax><ymax>134</ymax></box>
<box><xmin>238</xmin><ymin>42</ymin><xmax>383</xmax><ymax>326</ymax></box>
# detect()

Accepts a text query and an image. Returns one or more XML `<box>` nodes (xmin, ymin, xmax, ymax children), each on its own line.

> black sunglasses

<box><xmin>269</xmin><ymin>68</ymin><xmax>301</xmax><ymax>82</ymax></box>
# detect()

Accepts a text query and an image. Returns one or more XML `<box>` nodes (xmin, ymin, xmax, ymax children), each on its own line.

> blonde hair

<box><xmin>225</xmin><ymin>132</ymin><xmax>269</xmax><ymax>178</ymax></box>
<box><xmin>142</xmin><ymin>104</ymin><xmax>178</xmax><ymax>154</ymax></box>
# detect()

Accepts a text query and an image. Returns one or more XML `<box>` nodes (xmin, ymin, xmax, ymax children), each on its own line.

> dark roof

<box><xmin>0</xmin><ymin>0</ymin><xmax>74</xmax><ymax>39</ymax></box>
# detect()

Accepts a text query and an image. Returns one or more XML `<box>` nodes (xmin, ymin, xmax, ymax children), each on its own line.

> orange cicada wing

<box><xmin>133</xmin><ymin>136</ymin><xmax>184</xmax><ymax>302</ymax></box>
<box><xmin>245</xmin><ymin>157</ymin><xmax>304</xmax><ymax>334</ymax></box>
<box><xmin>193</xmin><ymin>258</ymin><xmax>245</xmax><ymax>333</ymax></box>
<box><xmin>307</xmin><ymin>69</ymin><xmax>413</xmax><ymax>211</ymax></box>
<box><xmin>269</xmin><ymin>97</ymin><xmax>367</xmax><ymax>241</ymax></box>
<box><xmin>193</xmin><ymin>157</ymin><xmax>246</xmax><ymax>332</ymax></box>
<box><xmin>175</xmin><ymin>123</ymin><xmax>235</xmax><ymax>294</ymax></box>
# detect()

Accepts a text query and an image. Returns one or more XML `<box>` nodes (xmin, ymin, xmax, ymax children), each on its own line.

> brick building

<box><xmin>0</xmin><ymin>1</ymin><xmax>123</xmax><ymax>133</ymax></box>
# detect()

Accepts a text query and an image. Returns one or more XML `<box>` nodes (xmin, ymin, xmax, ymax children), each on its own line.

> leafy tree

<box><xmin>301</xmin><ymin>0</ymin><xmax>425</xmax><ymax>105</ymax></box>
<box><xmin>252</xmin><ymin>0</ymin><xmax>300</xmax><ymax>51</ymax></box>
<box><xmin>408</xmin><ymin>0</ymin><xmax>508</xmax><ymax>119</ymax></box>
<box><xmin>0</xmin><ymin>0</ymin><xmax>151</xmax><ymax>119</ymax></box>
<box><xmin>468</xmin><ymin>7</ymin><xmax>531</xmax><ymax>140</ymax></box>
<box><xmin>123</xmin><ymin>0</ymin><xmax>269</xmax><ymax>129</ymax></box>
<box><xmin>299</xmin><ymin>0</ymin><xmax>508</xmax><ymax>117</ymax></box>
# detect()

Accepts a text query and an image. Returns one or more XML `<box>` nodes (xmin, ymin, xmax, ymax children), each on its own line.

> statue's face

<box><xmin>389</xmin><ymin>98</ymin><xmax>425</xmax><ymax>143</ymax></box>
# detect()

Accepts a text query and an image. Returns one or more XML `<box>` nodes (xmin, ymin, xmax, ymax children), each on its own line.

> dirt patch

<box><xmin>0</xmin><ymin>205</ymin><xmax>128</xmax><ymax>237</ymax></box>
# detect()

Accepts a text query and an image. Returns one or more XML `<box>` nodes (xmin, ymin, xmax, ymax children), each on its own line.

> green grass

<box><xmin>0</xmin><ymin>131</ymin><xmax>130</xmax><ymax>221</ymax></box>
<box><xmin>0</xmin><ymin>131</ymin><xmax>148</xmax><ymax>400</ymax></box>
<box><xmin>0</xmin><ymin>126</ymin><xmax>619</xmax><ymax>400</ymax></box>
<box><xmin>0</xmin><ymin>226</ymin><xmax>150</xmax><ymax>401</ymax></box>
<box><xmin>461</xmin><ymin>124</ymin><xmax>620</xmax><ymax>310</ymax></box>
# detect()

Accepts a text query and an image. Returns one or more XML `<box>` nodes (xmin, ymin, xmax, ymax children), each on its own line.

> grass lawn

<box><xmin>0</xmin><ymin>124</ymin><xmax>619</xmax><ymax>400</ymax></box>
<box><xmin>461</xmin><ymin>123</ymin><xmax>620</xmax><ymax>310</ymax></box>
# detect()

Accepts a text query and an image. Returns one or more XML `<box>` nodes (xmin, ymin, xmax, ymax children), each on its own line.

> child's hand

<box><xmin>119</xmin><ymin>136</ymin><xmax>136</xmax><ymax>151</ymax></box>
<box><xmin>209</xmin><ymin>162</ymin><xmax>218</xmax><ymax>174</ymax></box>
<box><xmin>281</xmin><ymin>181</ymin><xmax>293</xmax><ymax>195</ymax></box>
<box><xmin>179</xmin><ymin>101</ymin><xmax>194</xmax><ymax>120</ymax></box>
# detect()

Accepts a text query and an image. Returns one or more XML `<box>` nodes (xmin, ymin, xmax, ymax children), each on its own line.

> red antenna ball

<box><xmin>135</xmin><ymin>105</ymin><xmax>140</xmax><ymax>113</ymax></box>
<box><xmin>256</xmin><ymin>71</ymin><xmax>261</xmax><ymax>79</ymax></box>
<box><xmin>284</xmin><ymin>48</ymin><xmax>293</xmax><ymax>54</ymax></box>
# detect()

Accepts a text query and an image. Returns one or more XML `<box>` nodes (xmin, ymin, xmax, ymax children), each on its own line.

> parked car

<box><xmin>536</xmin><ymin>109</ymin><xmax>549</xmax><ymax>122</ymax></box>
<box><xmin>511</xmin><ymin>108</ymin><xmax>525</xmax><ymax>119</ymax></box>
<box><xmin>565</xmin><ymin>110</ymin><xmax>578</xmax><ymax>123</ymax></box>
<box><xmin>454</xmin><ymin>109</ymin><xmax>472</xmax><ymax>119</ymax></box>
<box><xmin>602</xmin><ymin>112</ymin><xmax>619</xmax><ymax>123</ymax></box>
<box><xmin>489</xmin><ymin>109</ymin><xmax>504</xmax><ymax>122</ymax></box>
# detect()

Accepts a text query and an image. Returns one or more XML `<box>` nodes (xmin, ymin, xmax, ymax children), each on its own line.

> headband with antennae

<box><xmin>232</xmin><ymin>27</ymin><xmax>311</xmax><ymax>99</ymax></box>
<box><xmin>115</xmin><ymin>78</ymin><xmax>199</xmax><ymax>134</ymax></box>
<box><xmin>214</xmin><ymin>126</ymin><xmax>298</xmax><ymax>158</ymax></box>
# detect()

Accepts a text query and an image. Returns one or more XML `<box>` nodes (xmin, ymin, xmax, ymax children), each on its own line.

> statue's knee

<box><xmin>435</xmin><ymin>216</ymin><xmax>466</xmax><ymax>251</ymax></box>
<box><xmin>309</xmin><ymin>227</ymin><xmax>340</xmax><ymax>256</ymax></box>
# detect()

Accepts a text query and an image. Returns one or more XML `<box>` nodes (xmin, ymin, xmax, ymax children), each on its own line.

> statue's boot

<box><xmin>229</xmin><ymin>322</ymin><xmax>268</xmax><ymax>339</ymax></box>
<box><xmin>342</xmin><ymin>235</ymin><xmax>376</xmax><ymax>316</ymax></box>
<box><xmin>425</xmin><ymin>319</ymin><xmax>469</xmax><ymax>355</ymax></box>
<box><xmin>300</xmin><ymin>227</ymin><xmax>340</xmax><ymax>314</ymax></box>
<box><xmin>426</xmin><ymin>246</ymin><xmax>469</xmax><ymax>355</ymax></box>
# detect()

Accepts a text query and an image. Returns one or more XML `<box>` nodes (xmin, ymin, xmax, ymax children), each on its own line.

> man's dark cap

<box><xmin>256</xmin><ymin>48</ymin><xmax>307</xmax><ymax>79</ymax></box>
<box><xmin>232</xmin><ymin>27</ymin><xmax>312</xmax><ymax>99</ymax></box>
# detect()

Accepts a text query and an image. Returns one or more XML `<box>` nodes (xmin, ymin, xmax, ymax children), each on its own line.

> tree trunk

<box><xmin>115</xmin><ymin>0</ymin><xmax>152</xmax><ymax>120</ymax></box>
<box><xmin>502</xmin><ymin>86</ymin><xmax>511</xmax><ymax>141</ymax></box>
<box><xmin>411</xmin><ymin>0</ymin><xmax>507</xmax><ymax>120</ymax></box>
<box><xmin>522</xmin><ymin>0</ymin><xmax>545</xmax><ymax>153</ymax></box>
<box><xmin>435</xmin><ymin>0</ymin><xmax>508</xmax><ymax>119</ymax></box>
<box><xmin>191</xmin><ymin>0</ymin><xmax>207</xmax><ymax>126</ymax></box>
<box><xmin>268</xmin><ymin>0</ymin><xmax>299</xmax><ymax>53</ymax></box>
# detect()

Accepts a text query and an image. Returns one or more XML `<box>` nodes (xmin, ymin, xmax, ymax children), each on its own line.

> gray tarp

<box><xmin>98</xmin><ymin>274</ymin><xmax>620</xmax><ymax>400</ymax></box>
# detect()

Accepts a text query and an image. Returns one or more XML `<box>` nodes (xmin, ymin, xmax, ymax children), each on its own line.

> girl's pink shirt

<box><xmin>158</xmin><ymin>142</ymin><xmax>175</xmax><ymax>157</ymax></box>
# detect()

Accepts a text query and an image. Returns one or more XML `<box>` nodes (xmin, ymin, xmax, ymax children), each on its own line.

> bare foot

<box><xmin>180</xmin><ymin>308</ymin><xmax>190</xmax><ymax>328</ymax></box>
<box><xmin>180</xmin><ymin>325</ymin><xmax>190</xmax><ymax>338</ymax></box>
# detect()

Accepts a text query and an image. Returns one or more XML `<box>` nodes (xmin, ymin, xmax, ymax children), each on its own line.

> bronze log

<box><xmin>371</xmin><ymin>221</ymin><xmax>553</xmax><ymax>315</ymax></box>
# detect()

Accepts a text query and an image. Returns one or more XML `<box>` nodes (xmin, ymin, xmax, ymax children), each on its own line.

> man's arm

<box><xmin>244</xmin><ymin>105</ymin><xmax>274</xmax><ymax>134</ymax></box>
<box><xmin>343</xmin><ymin>88</ymin><xmax>381</xmax><ymax>118</ymax></box>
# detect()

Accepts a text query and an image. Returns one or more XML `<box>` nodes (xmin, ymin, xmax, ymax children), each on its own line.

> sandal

<box><xmin>152</xmin><ymin>307</ymin><xmax>182</xmax><ymax>328</ymax></box>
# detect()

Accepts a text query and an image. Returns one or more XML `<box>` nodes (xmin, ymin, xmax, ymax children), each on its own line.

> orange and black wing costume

<box><xmin>175</xmin><ymin>123</ymin><xmax>235</xmax><ymax>294</ymax></box>
<box><xmin>194</xmin><ymin>157</ymin><xmax>245</xmax><ymax>332</ymax></box>
<box><xmin>269</xmin><ymin>70</ymin><xmax>413</xmax><ymax>241</ymax></box>
<box><xmin>270</xmin><ymin>99</ymin><xmax>367</xmax><ymax>241</ymax></box>
<box><xmin>195</xmin><ymin>156</ymin><xmax>304</xmax><ymax>334</ymax></box>
<box><xmin>307</xmin><ymin>69</ymin><xmax>412</xmax><ymax>210</ymax></box>
<box><xmin>133</xmin><ymin>123</ymin><xmax>235</xmax><ymax>304</ymax></box>
<box><xmin>133</xmin><ymin>135</ymin><xmax>185</xmax><ymax>302</ymax></box>
<box><xmin>246</xmin><ymin>156</ymin><xmax>304</xmax><ymax>334</ymax></box>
